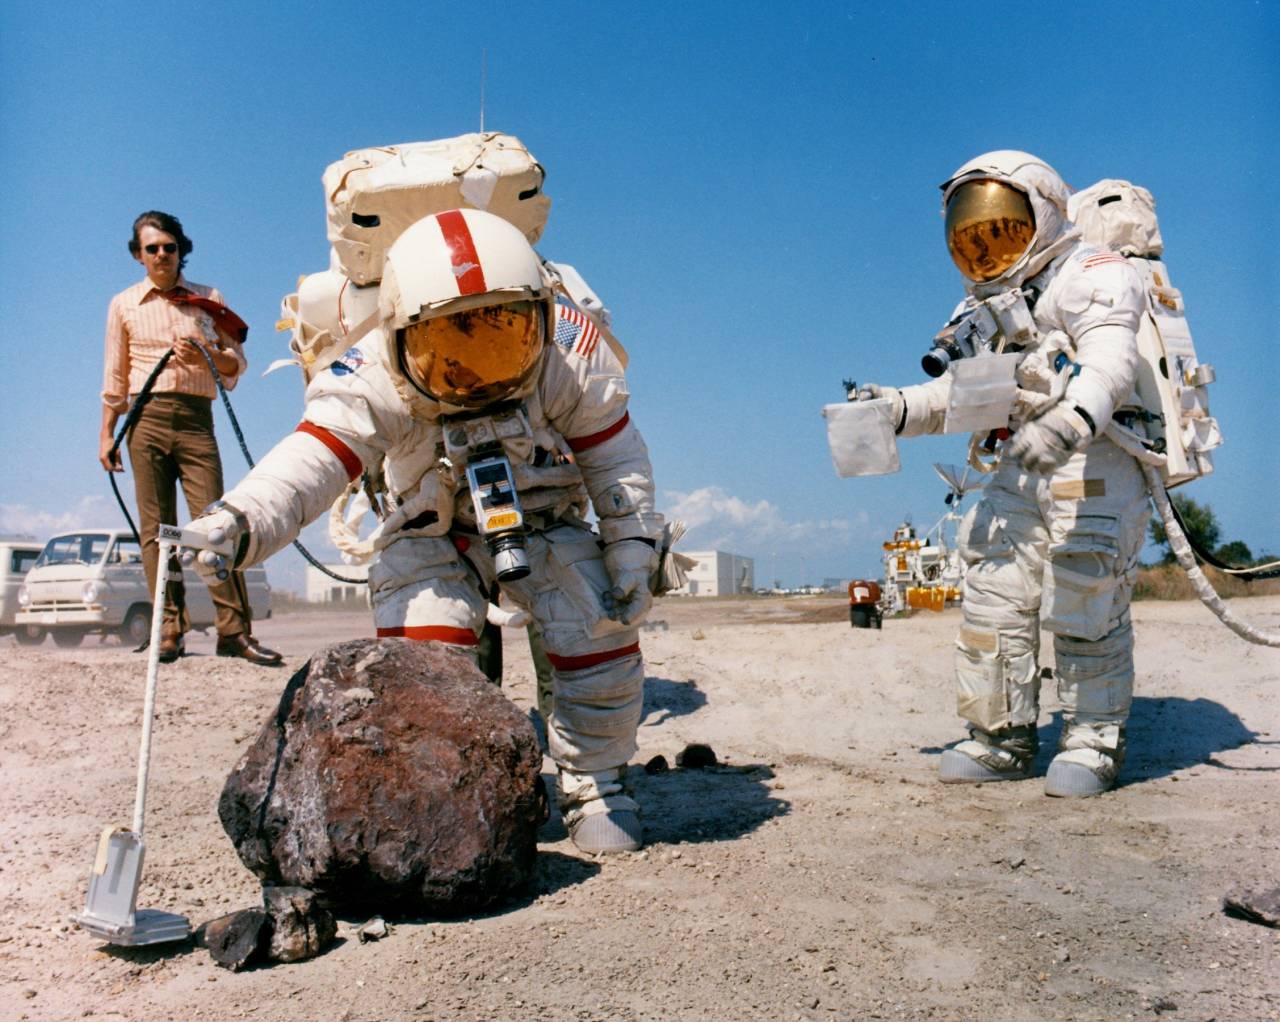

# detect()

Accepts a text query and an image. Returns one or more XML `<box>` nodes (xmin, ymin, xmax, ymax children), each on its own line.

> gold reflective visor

<box><xmin>945</xmin><ymin>179</ymin><xmax>1036</xmax><ymax>282</ymax></box>
<box><xmin>401</xmin><ymin>300</ymin><xmax>544</xmax><ymax>408</ymax></box>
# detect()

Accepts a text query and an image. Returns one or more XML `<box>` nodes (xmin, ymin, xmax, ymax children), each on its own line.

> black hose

<box><xmin>1168</xmin><ymin>497</ymin><xmax>1280</xmax><ymax>581</ymax></box>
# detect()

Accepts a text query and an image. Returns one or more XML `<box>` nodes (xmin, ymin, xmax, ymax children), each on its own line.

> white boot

<box><xmin>1045</xmin><ymin>723</ymin><xmax>1124</xmax><ymax>797</ymax></box>
<box><xmin>559</xmin><ymin>767</ymin><xmax>642</xmax><ymax>854</ymax></box>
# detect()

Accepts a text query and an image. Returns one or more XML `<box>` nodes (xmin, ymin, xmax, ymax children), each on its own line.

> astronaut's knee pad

<box><xmin>1042</xmin><ymin>517</ymin><xmax>1128</xmax><ymax>640</ymax></box>
<box><xmin>369</xmin><ymin>535</ymin><xmax>485</xmax><ymax>650</ymax></box>
<box><xmin>1054</xmin><ymin>621</ymin><xmax>1134</xmax><ymax>724</ymax></box>
<box><xmin>953</xmin><ymin>616</ymin><xmax>1040</xmax><ymax>732</ymax></box>
<box><xmin>546</xmin><ymin>645</ymin><xmax>644</xmax><ymax>772</ymax></box>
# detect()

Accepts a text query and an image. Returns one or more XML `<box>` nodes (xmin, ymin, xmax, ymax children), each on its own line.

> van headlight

<box><xmin>17</xmin><ymin>585</ymin><xmax>30</xmax><ymax>607</ymax></box>
<box><xmin>82</xmin><ymin>581</ymin><xmax>101</xmax><ymax>604</ymax></box>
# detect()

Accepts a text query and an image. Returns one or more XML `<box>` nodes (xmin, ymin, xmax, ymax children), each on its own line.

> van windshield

<box><xmin>35</xmin><ymin>534</ymin><xmax>112</xmax><ymax>568</ymax></box>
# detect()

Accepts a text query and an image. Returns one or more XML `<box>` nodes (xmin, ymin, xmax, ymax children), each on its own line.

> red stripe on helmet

<box><xmin>377</xmin><ymin>625</ymin><xmax>479</xmax><ymax>646</ymax></box>
<box><xmin>436</xmin><ymin>209</ymin><xmax>488</xmax><ymax>296</ymax></box>
<box><xmin>566</xmin><ymin>411</ymin><xmax>630</xmax><ymax>453</ymax></box>
<box><xmin>295</xmin><ymin>421</ymin><xmax>362</xmax><ymax>481</ymax></box>
<box><xmin>546</xmin><ymin>641</ymin><xmax>642</xmax><ymax>672</ymax></box>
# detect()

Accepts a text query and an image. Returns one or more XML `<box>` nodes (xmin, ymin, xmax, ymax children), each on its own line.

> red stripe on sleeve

<box><xmin>295</xmin><ymin>421</ymin><xmax>362</xmax><ymax>481</ymax></box>
<box><xmin>546</xmin><ymin>641</ymin><xmax>642</xmax><ymax>672</ymax></box>
<box><xmin>377</xmin><ymin>625</ymin><xmax>479</xmax><ymax>646</ymax></box>
<box><xmin>436</xmin><ymin>210</ymin><xmax>488</xmax><ymax>296</ymax></box>
<box><xmin>566</xmin><ymin>411</ymin><xmax>631</xmax><ymax>453</ymax></box>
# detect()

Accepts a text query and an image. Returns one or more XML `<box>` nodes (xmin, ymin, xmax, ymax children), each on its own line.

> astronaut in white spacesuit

<box><xmin>185</xmin><ymin>208</ymin><xmax>662</xmax><ymax>851</ymax></box>
<box><xmin>859</xmin><ymin>151</ymin><xmax>1150</xmax><ymax>797</ymax></box>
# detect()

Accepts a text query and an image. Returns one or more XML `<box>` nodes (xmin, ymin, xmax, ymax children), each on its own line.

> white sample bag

<box><xmin>823</xmin><ymin>399</ymin><xmax>901</xmax><ymax>477</ymax></box>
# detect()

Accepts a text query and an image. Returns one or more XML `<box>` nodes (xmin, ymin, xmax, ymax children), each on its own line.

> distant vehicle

<box><xmin>0</xmin><ymin>538</ymin><xmax>45</xmax><ymax>645</ymax></box>
<box><xmin>15</xmin><ymin>528</ymin><xmax>271</xmax><ymax>647</ymax></box>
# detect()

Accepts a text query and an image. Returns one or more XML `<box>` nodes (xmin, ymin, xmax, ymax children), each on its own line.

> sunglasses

<box><xmin>144</xmin><ymin>243</ymin><xmax>178</xmax><ymax>255</ymax></box>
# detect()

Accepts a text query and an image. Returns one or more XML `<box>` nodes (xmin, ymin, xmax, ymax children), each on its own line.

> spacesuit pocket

<box><xmin>954</xmin><ymin>644</ymin><xmax>1007</xmax><ymax>731</ymax></box>
<box><xmin>368</xmin><ymin>535</ymin><xmax>466</xmax><ymax>602</ymax></box>
<box><xmin>538</xmin><ymin>531</ymin><xmax>626</xmax><ymax>641</ymax></box>
<box><xmin>1042</xmin><ymin>515</ymin><xmax>1120</xmax><ymax>640</ymax></box>
<box><xmin>957</xmin><ymin>502</ymin><xmax>1014</xmax><ymax>567</ymax></box>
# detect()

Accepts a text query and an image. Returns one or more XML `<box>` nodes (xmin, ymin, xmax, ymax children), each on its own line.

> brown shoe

<box><xmin>157</xmin><ymin>633</ymin><xmax>184</xmax><ymax>664</ymax></box>
<box><xmin>216</xmin><ymin>633</ymin><xmax>283</xmax><ymax>666</ymax></box>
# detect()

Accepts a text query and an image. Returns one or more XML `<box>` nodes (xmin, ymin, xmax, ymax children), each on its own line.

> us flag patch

<box><xmin>553</xmin><ymin>305</ymin><xmax>600</xmax><ymax>359</ymax></box>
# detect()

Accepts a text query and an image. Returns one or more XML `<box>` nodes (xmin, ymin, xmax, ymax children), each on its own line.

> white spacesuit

<box><xmin>186</xmin><ymin>208</ymin><xmax>662</xmax><ymax>852</ymax></box>
<box><xmin>861</xmin><ymin>151</ymin><xmax>1149</xmax><ymax>797</ymax></box>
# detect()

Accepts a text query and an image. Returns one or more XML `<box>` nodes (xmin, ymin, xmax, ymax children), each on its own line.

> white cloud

<box><xmin>0</xmin><ymin>495</ymin><xmax>118</xmax><ymax>540</ymax></box>
<box><xmin>661</xmin><ymin>486</ymin><xmax>868</xmax><ymax>553</ymax></box>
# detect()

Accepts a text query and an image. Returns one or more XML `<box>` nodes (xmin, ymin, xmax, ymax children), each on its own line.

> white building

<box><xmin>305</xmin><ymin>563</ymin><xmax>369</xmax><ymax>604</ymax></box>
<box><xmin>672</xmin><ymin>551</ymin><xmax>754</xmax><ymax>597</ymax></box>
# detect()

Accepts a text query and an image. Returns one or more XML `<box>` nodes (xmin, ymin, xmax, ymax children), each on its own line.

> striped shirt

<box><xmin>101</xmin><ymin>275</ymin><xmax>249</xmax><ymax>411</ymax></box>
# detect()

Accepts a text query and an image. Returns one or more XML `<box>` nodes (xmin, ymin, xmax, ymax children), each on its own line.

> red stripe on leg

<box><xmin>546</xmin><ymin>641</ymin><xmax>642</xmax><ymax>672</ymax></box>
<box><xmin>377</xmin><ymin>625</ymin><xmax>479</xmax><ymax>646</ymax></box>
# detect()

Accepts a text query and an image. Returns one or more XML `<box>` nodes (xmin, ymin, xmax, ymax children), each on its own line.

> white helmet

<box><xmin>939</xmin><ymin>150</ymin><xmax>1078</xmax><ymax>294</ymax></box>
<box><xmin>379</xmin><ymin>209</ymin><xmax>555</xmax><ymax>408</ymax></box>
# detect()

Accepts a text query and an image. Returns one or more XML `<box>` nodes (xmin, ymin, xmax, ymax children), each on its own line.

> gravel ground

<box><xmin>1</xmin><ymin>595</ymin><xmax>1277</xmax><ymax>1021</ymax></box>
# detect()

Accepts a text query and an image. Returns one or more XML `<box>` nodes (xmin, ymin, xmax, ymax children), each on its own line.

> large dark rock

<box><xmin>219</xmin><ymin>639</ymin><xmax>544</xmax><ymax>917</ymax></box>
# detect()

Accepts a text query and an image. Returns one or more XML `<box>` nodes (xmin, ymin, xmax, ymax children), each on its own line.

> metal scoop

<box><xmin>71</xmin><ymin>524</ymin><xmax>228</xmax><ymax>945</ymax></box>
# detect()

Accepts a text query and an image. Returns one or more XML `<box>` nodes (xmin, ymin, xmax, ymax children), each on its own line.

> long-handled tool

<box><xmin>71</xmin><ymin>524</ymin><xmax>229</xmax><ymax>945</ymax></box>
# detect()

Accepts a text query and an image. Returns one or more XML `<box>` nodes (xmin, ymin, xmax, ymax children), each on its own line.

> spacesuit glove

<box><xmin>1007</xmin><ymin>403</ymin><xmax>1094</xmax><ymax>474</ymax></box>
<box><xmin>602</xmin><ymin>539</ymin><xmax>659</xmax><ymax>626</ymax></box>
<box><xmin>853</xmin><ymin>383</ymin><xmax>906</xmax><ymax>434</ymax></box>
<box><xmin>180</xmin><ymin>503</ymin><xmax>249</xmax><ymax>585</ymax></box>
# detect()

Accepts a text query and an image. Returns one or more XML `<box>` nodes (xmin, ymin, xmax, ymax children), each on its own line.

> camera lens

<box><xmin>921</xmin><ymin>347</ymin><xmax>951</xmax><ymax>378</ymax></box>
<box><xmin>491</xmin><ymin>533</ymin><xmax>531</xmax><ymax>582</ymax></box>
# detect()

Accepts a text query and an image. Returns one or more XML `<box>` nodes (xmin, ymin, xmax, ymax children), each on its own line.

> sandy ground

<box><xmin>1</xmin><ymin>594</ymin><xmax>1277</xmax><ymax>1022</ymax></box>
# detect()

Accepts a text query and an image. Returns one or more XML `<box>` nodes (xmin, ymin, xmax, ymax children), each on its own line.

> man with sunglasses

<box><xmin>99</xmin><ymin>210</ymin><xmax>282</xmax><ymax>666</ymax></box>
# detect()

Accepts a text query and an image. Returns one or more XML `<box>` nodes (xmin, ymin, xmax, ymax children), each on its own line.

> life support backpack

<box><xmin>1069</xmin><ymin>180</ymin><xmax>1222</xmax><ymax>487</ymax></box>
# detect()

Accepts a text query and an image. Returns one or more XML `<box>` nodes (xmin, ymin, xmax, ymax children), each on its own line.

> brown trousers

<box><xmin>126</xmin><ymin>394</ymin><xmax>250</xmax><ymax>637</ymax></box>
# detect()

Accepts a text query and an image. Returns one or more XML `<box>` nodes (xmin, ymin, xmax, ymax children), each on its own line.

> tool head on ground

<box><xmin>71</xmin><ymin>827</ymin><xmax>190</xmax><ymax>946</ymax></box>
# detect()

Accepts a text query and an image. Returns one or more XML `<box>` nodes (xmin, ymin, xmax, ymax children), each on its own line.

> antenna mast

<box><xmin>479</xmin><ymin>49</ymin><xmax>487</xmax><ymax>132</ymax></box>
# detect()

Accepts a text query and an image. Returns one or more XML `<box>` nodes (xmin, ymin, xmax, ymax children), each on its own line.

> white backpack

<box><xmin>1069</xmin><ymin>179</ymin><xmax>1222</xmax><ymax>486</ymax></box>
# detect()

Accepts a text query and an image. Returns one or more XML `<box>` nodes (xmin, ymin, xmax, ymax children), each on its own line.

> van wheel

<box><xmin>13</xmin><ymin>625</ymin><xmax>46</xmax><ymax>646</ymax></box>
<box><xmin>120</xmin><ymin>605</ymin><xmax>152</xmax><ymax>647</ymax></box>
<box><xmin>51</xmin><ymin>629</ymin><xmax>87</xmax><ymax>648</ymax></box>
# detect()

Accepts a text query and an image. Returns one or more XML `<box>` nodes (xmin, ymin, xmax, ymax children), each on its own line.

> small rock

<box><xmin>1152</xmin><ymin>997</ymin><xmax>1178</xmax><ymax>1013</ymax></box>
<box><xmin>264</xmin><ymin>886</ymin><xmax>336</xmax><ymax>963</ymax></box>
<box><xmin>1054</xmin><ymin>947</ymin><xmax>1071</xmax><ymax>963</ymax></box>
<box><xmin>1223</xmin><ymin>886</ymin><xmax>1280</xmax><ymax>928</ymax></box>
<box><xmin>196</xmin><ymin>909</ymin><xmax>268</xmax><ymax>971</ymax></box>
<box><xmin>676</xmin><ymin>744</ymin><xmax>718</xmax><ymax>769</ymax></box>
<box><xmin>691</xmin><ymin>629</ymin><xmax>706</xmax><ymax>641</ymax></box>
<box><xmin>357</xmin><ymin>917</ymin><xmax>390</xmax><ymax>943</ymax></box>
<box><xmin>643</xmin><ymin>755</ymin><xmax>670</xmax><ymax>775</ymax></box>
<box><xmin>22</xmin><ymin>989</ymin><xmax>36</xmax><ymax>999</ymax></box>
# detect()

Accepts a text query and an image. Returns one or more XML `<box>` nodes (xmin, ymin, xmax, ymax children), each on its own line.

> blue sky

<box><xmin>1</xmin><ymin>1</ymin><xmax>1276</xmax><ymax>591</ymax></box>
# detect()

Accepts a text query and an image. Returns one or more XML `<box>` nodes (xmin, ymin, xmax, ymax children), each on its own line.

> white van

<box><xmin>15</xmin><ymin>528</ymin><xmax>271</xmax><ymax>647</ymax></box>
<box><xmin>0</xmin><ymin>538</ymin><xmax>46</xmax><ymax>644</ymax></box>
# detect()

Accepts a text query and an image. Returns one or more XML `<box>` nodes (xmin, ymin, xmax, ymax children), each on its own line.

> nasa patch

<box><xmin>330</xmin><ymin>347</ymin><xmax>366</xmax><ymax>376</ymax></box>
